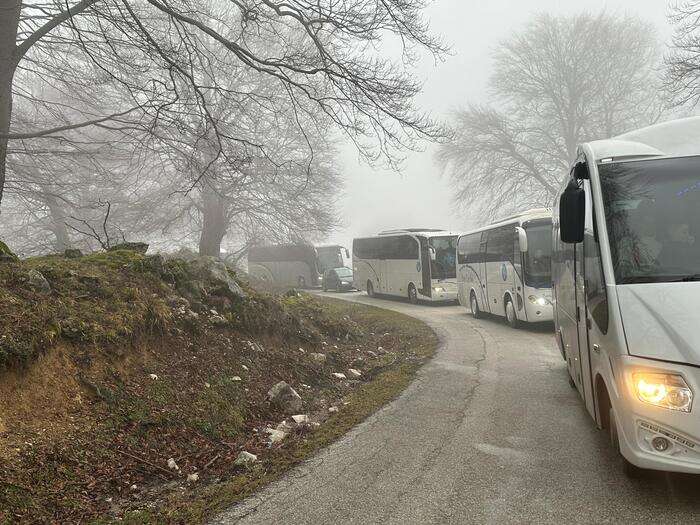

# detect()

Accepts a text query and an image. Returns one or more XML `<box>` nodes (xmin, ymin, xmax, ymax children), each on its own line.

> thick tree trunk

<box><xmin>43</xmin><ymin>191</ymin><xmax>71</xmax><ymax>252</ymax></box>
<box><xmin>0</xmin><ymin>1</ymin><xmax>21</xmax><ymax>209</ymax></box>
<box><xmin>198</xmin><ymin>183</ymin><xmax>228</xmax><ymax>258</ymax></box>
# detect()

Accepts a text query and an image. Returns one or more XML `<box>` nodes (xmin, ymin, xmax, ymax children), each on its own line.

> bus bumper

<box><xmin>614</xmin><ymin>356</ymin><xmax>700</xmax><ymax>474</ymax></box>
<box><xmin>523</xmin><ymin>299</ymin><xmax>553</xmax><ymax>322</ymax></box>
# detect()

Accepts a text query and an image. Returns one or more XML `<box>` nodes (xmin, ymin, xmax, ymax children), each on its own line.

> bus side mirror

<box><xmin>516</xmin><ymin>227</ymin><xmax>528</xmax><ymax>252</ymax></box>
<box><xmin>428</xmin><ymin>246</ymin><xmax>436</xmax><ymax>261</ymax></box>
<box><xmin>560</xmin><ymin>181</ymin><xmax>585</xmax><ymax>243</ymax></box>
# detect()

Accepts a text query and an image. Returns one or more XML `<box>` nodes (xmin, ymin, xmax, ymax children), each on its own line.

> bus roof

<box><xmin>587</xmin><ymin>117</ymin><xmax>700</xmax><ymax>163</ymax></box>
<box><xmin>355</xmin><ymin>229</ymin><xmax>461</xmax><ymax>240</ymax></box>
<box><xmin>459</xmin><ymin>208</ymin><xmax>552</xmax><ymax>238</ymax></box>
<box><xmin>377</xmin><ymin>228</ymin><xmax>448</xmax><ymax>235</ymax></box>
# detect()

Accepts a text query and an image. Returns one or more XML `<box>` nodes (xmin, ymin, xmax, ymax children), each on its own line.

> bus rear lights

<box><xmin>633</xmin><ymin>373</ymin><xmax>693</xmax><ymax>412</ymax></box>
<box><xmin>528</xmin><ymin>295</ymin><xmax>550</xmax><ymax>306</ymax></box>
<box><xmin>651</xmin><ymin>436</ymin><xmax>671</xmax><ymax>452</ymax></box>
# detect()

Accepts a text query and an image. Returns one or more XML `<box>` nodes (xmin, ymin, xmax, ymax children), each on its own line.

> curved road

<box><xmin>213</xmin><ymin>292</ymin><xmax>700</xmax><ymax>524</ymax></box>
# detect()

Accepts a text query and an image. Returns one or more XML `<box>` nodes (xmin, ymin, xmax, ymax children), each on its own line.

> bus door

<box><xmin>419</xmin><ymin>238</ymin><xmax>432</xmax><ymax>298</ymax></box>
<box><xmin>478</xmin><ymin>232</ymin><xmax>489</xmax><ymax>312</ymax></box>
<box><xmin>577</xmin><ymin>179</ymin><xmax>606</xmax><ymax>418</ymax></box>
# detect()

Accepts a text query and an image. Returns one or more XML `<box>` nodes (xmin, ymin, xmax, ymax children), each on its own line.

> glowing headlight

<box><xmin>433</xmin><ymin>286</ymin><xmax>445</xmax><ymax>293</ymax></box>
<box><xmin>633</xmin><ymin>373</ymin><xmax>693</xmax><ymax>412</ymax></box>
<box><xmin>528</xmin><ymin>295</ymin><xmax>550</xmax><ymax>306</ymax></box>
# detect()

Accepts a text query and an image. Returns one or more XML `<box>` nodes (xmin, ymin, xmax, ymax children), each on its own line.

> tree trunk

<box><xmin>198</xmin><ymin>183</ymin><xmax>228</xmax><ymax>258</ymax></box>
<box><xmin>43</xmin><ymin>190</ymin><xmax>71</xmax><ymax>252</ymax></box>
<box><xmin>0</xmin><ymin>1</ymin><xmax>21</xmax><ymax>209</ymax></box>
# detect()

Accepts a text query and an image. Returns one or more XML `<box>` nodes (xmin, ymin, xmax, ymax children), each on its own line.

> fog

<box><xmin>331</xmin><ymin>0</ymin><xmax>672</xmax><ymax>252</ymax></box>
<box><xmin>0</xmin><ymin>0</ymin><xmax>687</xmax><ymax>260</ymax></box>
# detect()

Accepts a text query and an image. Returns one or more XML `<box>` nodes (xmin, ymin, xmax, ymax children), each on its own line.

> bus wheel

<box><xmin>609</xmin><ymin>407</ymin><xmax>646</xmax><ymax>479</ymax></box>
<box><xmin>470</xmin><ymin>292</ymin><xmax>483</xmax><ymax>319</ymax></box>
<box><xmin>408</xmin><ymin>283</ymin><xmax>418</xmax><ymax>304</ymax></box>
<box><xmin>505</xmin><ymin>297</ymin><xmax>520</xmax><ymax>328</ymax></box>
<box><xmin>298</xmin><ymin>276</ymin><xmax>306</xmax><ymax>289</ymax></box>
<box><xmin>367</xmin><ymin>280</ymin><xmax>375</xmax><ymax>297</ymax></box>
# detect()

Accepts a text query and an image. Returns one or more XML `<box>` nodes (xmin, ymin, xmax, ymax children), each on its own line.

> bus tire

<box><xmin>367</xmin><ymin>280</ymin><xmax>375</xmax><ymax>297</ymax></box>
<box><xmin>505</xmin><ymin>296</ymin><xmax>520</xmax><ymax>328</ymax></box>
<box><xmin>609</xmin><ymin>407</ymin><xmax>646</xmax><ymax>479</ymax></box>
<box><xmin>408</xmin><ymin>283</ymin><xmax>418</xmax><ymax>304</ymax></box>
<box><xmin>470</xmin><ymin>292</ymin><xmax>483</xmax><ymax>319</ymax></box>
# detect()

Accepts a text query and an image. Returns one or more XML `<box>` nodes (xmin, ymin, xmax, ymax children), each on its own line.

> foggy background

<box><xmin>331</xmin><ymin>0</ymin><xmax>672</xmax><ymax>251</ymax></box>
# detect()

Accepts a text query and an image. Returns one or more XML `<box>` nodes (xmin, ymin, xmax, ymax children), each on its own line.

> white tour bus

<box><xmin>352</xmin><ymin>229</ymin><xmax>459</xmax><ymax>303</ymax></box>
<box><xmin>456</xmin><ymin>209</ymin><xmax>553</xmax><ymax>327</ymax></box>
<box><xmin>553</xmin><ymin>117</ymin><xmax>700</xmax><ymax>476</ymax></box>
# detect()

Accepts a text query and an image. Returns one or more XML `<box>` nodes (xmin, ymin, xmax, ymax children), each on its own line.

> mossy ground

<box><xmin>0</xmin><ymin>253</ymin><xmax>437</xmax><ymax>524</ymax></box>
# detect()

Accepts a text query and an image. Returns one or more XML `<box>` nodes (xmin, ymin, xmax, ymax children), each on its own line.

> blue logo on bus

<box><xmin>501</xmin><ymin>263</ymin><xmax>508</xmax><ymax>281</ymax></box>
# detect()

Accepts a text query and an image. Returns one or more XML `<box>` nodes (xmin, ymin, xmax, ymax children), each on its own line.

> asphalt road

<box><xmin>212</xmin><ymin>292</ymin><xmax>700</xmax><ymax>524</ymax></box>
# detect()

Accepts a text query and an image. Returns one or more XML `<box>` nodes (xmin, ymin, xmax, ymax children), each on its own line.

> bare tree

<box><xmin>0</xmin><ymin>0</ymin><xmax>447</xmax><ymax>212</ymax></box>
<box><xmin>666</xmin><ymin>1</ymin><xmax>700</xmax><ymax>107</ymax></box>
<box><xmin>437</xmin><ymin>12</ymin><xmax>663</xmax><ymax>220</ymax></box>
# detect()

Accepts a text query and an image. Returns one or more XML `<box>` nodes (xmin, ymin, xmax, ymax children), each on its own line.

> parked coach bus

<box><xmin>248</xmin><ymin>244</ymin><xmax>349</xmax><ymax>288</ymax></box>
<box><xmin>456</xmin><ymin>208</ymin><xmax>553</xmax><ymax>328</ymax></box>
<box><xmin>353</xmin><ymin>229</ymin><xmax>459</xmax><ymax>303</ymax></box>
<box><xmin>553</xmin><ymin>116</ymin><xmax>700</xmax><ymax>476</ymax></box>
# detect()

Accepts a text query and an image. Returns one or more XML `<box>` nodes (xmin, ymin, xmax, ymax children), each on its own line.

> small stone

<box><xmin>377</xmin><ymin>346</ymin><xmax>384</xmax><ymax>353</ymax></box>
<box><xmin>266</xmin><ymin>428</ymin><xmax>287</xmax><ymax>445</ymax></box>
<box><xmin>328</xmin><ymin>406</ymin><xmax>339</xmax><ymax>413</ymax></box>
<box><xmin>291</xmin><ymin>414</ymin><xmax>309</xmax><ymax>425</ymax></box>
<box><xmin>234</xmin><ymin>451</ymin><xmax>258</xmax><ymax>467</ymax></box>
<box><xmin>149</xmin><ymin>374</ymin><xmax>159</xmax><ymax>380</ymax></box>
<box><xmin>367</xmin><ymin>351</ymin><xmax>378</xmax><ymax>358</ymax></box>
<box><xmin>27</xmin><ymin>270</ymin><xmax>51</xmax><ymax>293</ymax></box>
<box><xmin>298</xmin><ymin>347</ymin><xmax>306</xmax><ymax>354</ymax></box>
<box><xmin>187</xmin><ymin>473</ymin><xmax>199</xmax><ymax>483</ymax></box>
<box><xmin>204</xmin><ymin>382</ymin><xmax>211</xmax><ymax>388</ymax></box>
<box><xmin>231</xmin><ymin>376</ymin><xmax>242</xmax><ymax>381</ymax></box>
<box><xmin>267</xmin><ymin>381</ymin><xmax>302</xmax><ymax>413</ymax></box>
<box><xmin>241</xmin><ymin>365</ymin><xmax>249</xmax><ymax>371</ymax></box>
<box><xmin>130</xmin><ymin>484</ymin><xmax>138</xmax><ymax>491</ymax></box>
<box><xmin>347</xmin><ymin>368</ymin><xmax>362</xmax><ymax>379</ymax></box>
<box><xmin>332</xmin><ymin>372</ymin><xmax>346</xmax><ymax>379</ymax></box>
<box><xmin>167</xmin><ymin>458</ymin><xmax>180</xmax><ymax>471</ymax></box>
<box><xmin>309</xmin><ymin>352</ymin><xmax>327</xmax><ymax>364</ymax></box>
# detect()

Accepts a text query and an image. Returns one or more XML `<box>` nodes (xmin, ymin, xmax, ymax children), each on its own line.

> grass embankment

<box><xmin>0</xmin><ymin>250</ymin><xmax>437</xmax><ymax>524</ymax></box>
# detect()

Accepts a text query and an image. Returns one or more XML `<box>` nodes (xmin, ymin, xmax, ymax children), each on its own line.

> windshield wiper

<box><xmin>673</xmin><ymin>274</ymin><xmax>700</xmax><ymax>282</ymax></box>
<box><xmin>619</xmin><ymin>274</ymin><xmax>700</xmax><ymax>284</ymax></box>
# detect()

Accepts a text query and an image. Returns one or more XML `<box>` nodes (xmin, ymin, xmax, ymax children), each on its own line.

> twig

<box><xmin>115</xmin><ymin>449</ymin><xmax>178</xmax><ymax>478</ymax></box>
<box><xmin>202</xmin><ymin>453</ymin><xmax>221</xmax><ymax>471</ymax></box>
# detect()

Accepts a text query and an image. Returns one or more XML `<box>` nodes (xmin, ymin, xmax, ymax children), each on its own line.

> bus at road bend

<box><xmin>248</xmin><ymin>244</ymin><xmax>350</xmax><ymax>288</ymax></box>
<box><xmin>456</xmin><ymin>208</ymin><xmax>553</xmax><ymax>327</ymax></box>
<box><xmin>553</xmin><ymin>116</ymin><xmax>700</xmax><ymax>476</ymax></box>
<box><xmin>352</xmin><ymin>229</ymin><xmax>459</xmax><ymax>303</ymax></box>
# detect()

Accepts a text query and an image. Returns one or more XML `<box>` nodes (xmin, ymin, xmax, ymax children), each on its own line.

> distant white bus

<box><xmin>248</xmin><ymin>244</ymin><xmax>349</xmax><ymax>288</ymax></box>
<box><xmin>352</xmin><ymin>229</ymin><xmax>459</xmax><ymax>303</ymax></box>
<box><xmin>456</xmin><ymin>208</ymin><xmax>553</xmax><ymax>327</ymax></box>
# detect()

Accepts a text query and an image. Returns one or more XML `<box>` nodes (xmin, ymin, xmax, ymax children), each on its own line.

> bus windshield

<box><xmin>316</xmin><ymin>246</ymin><xmax>344</xmax><ymax>273</ymax></box>
<box><xmin>600</xmin><ymin>156</ymin><xmax>700</xmax><ymax>284</ymax></box>
<box><xmin>429</xmin><ymin>236</ymin><xmax>457</xmax><ymax>280</ymax></box>
<box><xmin>524</xmin><ymin>221</ymin><xmax>552</xmax><ymax>288</ymax></box>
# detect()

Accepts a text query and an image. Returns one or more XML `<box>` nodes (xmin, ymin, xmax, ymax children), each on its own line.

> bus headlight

<box><xmin>633</xmin><ymin>373</ymin><xmax>693</xmax><ymax>412</ymax></box>
<box><xmin>528</xmin><ymin>295</ymin><xmax>550</xmax><ymax>306</ymax></box>
<box><xmin>433</xmin><ymin>286</ymin><xmax>445</xmax><ymax>293</ymax></box>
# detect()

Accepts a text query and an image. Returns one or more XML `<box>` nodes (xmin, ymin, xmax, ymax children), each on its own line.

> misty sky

<box><xmin>329</xmin><ymin>0</ymin><xmax>672</xmax><ymax>252</ymax></box>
